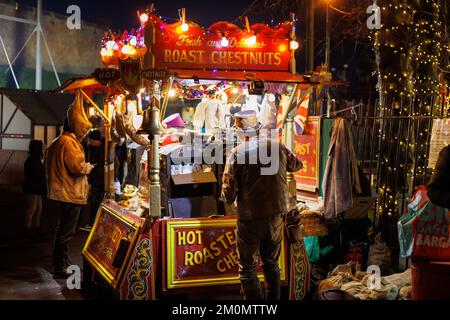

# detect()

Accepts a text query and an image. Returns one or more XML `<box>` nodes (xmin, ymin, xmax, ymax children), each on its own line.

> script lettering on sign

<box><xmin>82</xmin><ymin>206</ymin><xmax>140</xmax><ymax>289</ymax></box>
<box><xmin>148</xmin><ymin>16</ymin><xmax>293</xmax><ymax>72</ymax></box>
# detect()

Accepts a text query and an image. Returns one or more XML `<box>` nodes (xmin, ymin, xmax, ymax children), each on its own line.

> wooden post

<box><xmin>290</xmin><ymin>12</ymin><xmax>297</xmax><ymax>75</ymax></box>
<box><xmin>143</xmin><ymin>14</ymin><xmax>155</xmax><ymax>69</ymax></box>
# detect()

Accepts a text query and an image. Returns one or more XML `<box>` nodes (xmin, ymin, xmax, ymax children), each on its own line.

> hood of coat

<box><xmin>67</xmin><ymin>90</ymin><xmax>92</xmax><ymax>139</ymax></box>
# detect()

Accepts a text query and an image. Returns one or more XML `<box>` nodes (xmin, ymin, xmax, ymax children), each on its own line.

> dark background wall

<box><xmin>0</xmin><ymin>0</ymin><xmax>104</xmax><ymax>89</ymax></box>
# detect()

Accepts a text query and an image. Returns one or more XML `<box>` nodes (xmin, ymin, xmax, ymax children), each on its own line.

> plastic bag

<box><xmin>398</xmin><ymin>186</ymin><xmax>429</xmax><ymax>258</ymax></box>
<box><xmin>367</xmin><ymin>233</ymin><xmax>391</xmax><ymax>274</ymax></box>
<box><xmin>304</xmin><ymin>237</ymin><xmax>321</xmax><ymax>263</ymax></box>
<box><xmin>412</xmin><ymin>200</ymin><xmax>450</xmax><ymax>260</ymax></box>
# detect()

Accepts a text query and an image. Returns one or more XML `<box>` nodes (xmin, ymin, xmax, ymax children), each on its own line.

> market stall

<box><xmin>56</xmin><ymin>5</ymin><xmax>332</xmax><ymax>300</ymax></box>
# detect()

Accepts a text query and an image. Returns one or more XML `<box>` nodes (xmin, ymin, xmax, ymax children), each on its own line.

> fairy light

<box><xmin>373</xmin><ymin>0</ymin><xmax>444</xmax><ymax>219</ymax></box>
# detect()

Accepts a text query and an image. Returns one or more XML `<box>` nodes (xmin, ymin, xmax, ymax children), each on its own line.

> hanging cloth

<box><xmin>322</xmin><ymin>117</ymin><xmax>361</xmax><ymax>220</ymax></box>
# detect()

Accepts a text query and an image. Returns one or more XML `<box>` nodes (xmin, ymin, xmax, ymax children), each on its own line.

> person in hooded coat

<box><xmin>46</xmin><ymin>93</ymin><xmax>94</xmax><ymax>277</ymax></box>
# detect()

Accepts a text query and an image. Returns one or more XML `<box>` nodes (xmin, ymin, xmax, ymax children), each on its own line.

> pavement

<box><xmin>0</xmin><ymin>232</ymin><xmax>89</xmax><ymax>300</ymax></box>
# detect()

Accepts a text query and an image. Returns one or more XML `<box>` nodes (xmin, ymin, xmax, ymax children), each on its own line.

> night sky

<box><xmin>16</xmin><ymin>0</ymin><xmax>254</xmax><ymax>29</ymax></box>
<box><xmin>12</xmin><ymin>0</ymin><xmax>375</xmax><ymax>99</ymax></box>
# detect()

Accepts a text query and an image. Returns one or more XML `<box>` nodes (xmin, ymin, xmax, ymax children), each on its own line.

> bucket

<box><xmin>410</xmin><ymin>257</ymin><xmax>450</xmax><ymax>300</ymax></box>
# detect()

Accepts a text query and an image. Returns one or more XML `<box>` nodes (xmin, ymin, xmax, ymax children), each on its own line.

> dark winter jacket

<box><xmin>87</xmin><ymin>139</ymin><xmax>105</xmax><ymax>188</ymax></box>
<box><xmin>23</xmin><ymin>154</ymin><xmax>46</xmax><ymax>195</ymax></box>
<box><xmin>427</xmin><ymin>145</ymin><xmax>450</xmax><ymax>209</ymax></box>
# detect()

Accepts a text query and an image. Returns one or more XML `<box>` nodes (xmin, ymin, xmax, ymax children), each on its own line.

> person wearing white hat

<box><xmin>221</xmin><ymin>110</ymin><xmax>303</xmax><ymax>300</ymax></box>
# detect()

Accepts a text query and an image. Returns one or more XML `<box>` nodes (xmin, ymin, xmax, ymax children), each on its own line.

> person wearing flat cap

<box><xmin>221</xmin><ymin>110</ymin><xmax>303</xmax><ymax>300</ymax></box>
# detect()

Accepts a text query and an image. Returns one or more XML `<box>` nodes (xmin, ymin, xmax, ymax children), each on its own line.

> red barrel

<box><xmin>411</xmin><ymin>257</ymin><xmax>450</xmax><ymax>300</ymax></box>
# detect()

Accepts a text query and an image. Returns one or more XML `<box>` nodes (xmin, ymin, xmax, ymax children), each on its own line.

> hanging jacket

<box><xmin>322</xmin><ymin>117</ymin><xmax>361</xmax><ymax>220</ymax></box>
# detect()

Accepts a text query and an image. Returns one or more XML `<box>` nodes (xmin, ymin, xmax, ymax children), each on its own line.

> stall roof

<box><xmin>170</xmin><ymin>69</ymin><xmax>311</xmax><ymax>86</ymax></box>
<box><xmin>54</xmin><ymin>70</ymin><xmax>343</xmax><ymax>93</ymax></box>
<box><xmin>54</xmin><ymin>76</ymin><xmax>103</xmax><ymax>93</ymax></box>
<box><xmin>0</xmin><ymin>88</ymin><xmax>73</xmax><ymax>125</ymax></box>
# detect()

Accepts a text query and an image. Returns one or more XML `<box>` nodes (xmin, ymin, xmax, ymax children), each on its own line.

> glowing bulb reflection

<box><xmin>246</xmin><ymin>35</ymin><xmax>257</xmax><ymax>46</ymax></box>
<box><xmin>106</xmin><ymin>41</ymin><xmax>116</xmax><ymax>50</ymax></box>
<box><xmin>181</xmin><ymin>22</ymin><xmax>189</xmax><ymax>32</ymax></box>
<box><xmin>221</xmin><ymin>37</ymin><xmax>229</xmax><ymax>47</ymax></box>
<box><xmin>290</xmin><ymin>40</ymin><xmax>299</xmax><ymax>50</ymax></box>
<box><xmin>140</xmin><ymin>13</ymin><xmax>149</xmax><ymax>23</ymax></box>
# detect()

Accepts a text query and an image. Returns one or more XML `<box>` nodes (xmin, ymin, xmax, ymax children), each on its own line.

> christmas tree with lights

<box><xmin>373</xmin><ymin>0</ymin><xmax>448</xmax><ymax>248</ymax></box>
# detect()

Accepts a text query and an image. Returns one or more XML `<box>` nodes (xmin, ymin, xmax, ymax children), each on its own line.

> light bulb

<box><xmin>130</xmin><ymin>36</ymin><xmax>137</xmax><ymax>47</ymax></box>
<box><xmin>246</xmin><ymin>35</ymin><xmax>256</xmax><ymax>46</ymax></box>
<box><xmin>181</xmin><ymin>22</ymin><xmax>189</xmax><ymax>32</ymax></box>
<box><xmin>106</xmin><ymin>40</ymin><xmax>116</xmax><ymax>50</ymax></box>
<box><xmin>169</xmin><ymin>89</ymin><xmax>176</xmax><ymax>97</ymax></box>
<box><xmin>127</xmin><ymin>101</ymin><xmax>137</xmax><ymax>114</ymax></box>
<box><xmin>290</xmin><ymin>40</ymin><xmax>299</xmax><ymax>50</ymax></box>
<box><xmin>121</xmin><ymin>45</ymin><xmax>135</xmax><ymax>55</ymax></box>
<box><xmin>101</xmin><ymin>48</ymin><xmax>108</xmax><ymax>56</ymax></box>
<box><xmin>232</xmin><ymin>87</ymin><xmax>239</xmax><ymax>94</ymax></box>
<box><xmin>221</xmin><ymin>36</ymin><xmax>229</xmax><ymax>47</ymax></box>
<box><xmin>140</xmin><ymin>13</ymin><xmax>149</xmax><ymax>23</ymax></box>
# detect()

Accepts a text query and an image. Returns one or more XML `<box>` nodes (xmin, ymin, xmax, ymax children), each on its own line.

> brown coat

<box><xmin>45</xmin><ymin>132</ymin><xmax>90</xmax><ymax>205</ymax></box>
<box><xmin>221</xmin><ymin>136</ymin><xmax>303</xmax><ymax>221</ymax></box>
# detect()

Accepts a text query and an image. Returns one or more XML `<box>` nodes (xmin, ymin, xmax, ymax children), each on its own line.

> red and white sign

<box><xmin>146</xmin><ymin>16</ymin><xmax>293</xmax><ymax>72</ymax></box>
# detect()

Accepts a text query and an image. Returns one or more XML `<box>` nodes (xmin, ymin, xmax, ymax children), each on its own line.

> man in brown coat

<box><xmin>46</xmin><ymin>101</ymin><xmax>93</xmax><ymax>277</ymax></box>
<box><xmin>221</xmin><ymin>110</ymin><xmax>303</xmax><ymax>300</ymax></box>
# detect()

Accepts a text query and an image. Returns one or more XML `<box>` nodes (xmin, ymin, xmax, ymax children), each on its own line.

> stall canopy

<box><xmin>169</xmin><ymin>69</ymin><xmax>309</xmax><ymax>85</ymax></box>
<box><xmin>0</xmin><ymin>88</ymin><xmax>73</xmax><ymax>150</ymax></box>
<box><xmin>55</xmin><ymin>76</ymin><xmax>104</xmax><ymax>94</ymax></box>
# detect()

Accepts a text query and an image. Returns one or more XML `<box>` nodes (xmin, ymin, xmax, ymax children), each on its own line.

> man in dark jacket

<box><xmin>428</xmin><ymin>145</ymin><xmax>450</xmax><ymax>209</ymax></box>
<box><xmin>80</xmin><ymin>129</ymin><xmax>105</xmax><ymax>231</ymax></box>
<box><xmin>221</xmin><ymin>110</ymin><xmax>303</xmax><ymax>300</ymax></box>
<box><xmin>23</xmin><ymin>140</ymin><xmax>46</xmax><ymax>236</ymax></box>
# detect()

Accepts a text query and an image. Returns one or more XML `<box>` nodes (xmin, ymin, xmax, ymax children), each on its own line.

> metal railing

<box><xmin>333</xmin><ymin>97</ymin><xmax>450</xmax><ymax>253</ymax></box>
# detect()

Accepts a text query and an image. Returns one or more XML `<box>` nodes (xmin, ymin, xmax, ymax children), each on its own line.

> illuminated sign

<box><xmin>294</xmin><ymin>116</ymin><xmax>321</xmax><ymax>192</ymax></box>
<box><xmin>147</xmin><ymin>17</ymin><xmax>294</xmax><ymax>72</ymax></box>
<box><xmin>164</xmin><ymin>218</ymin><xmax>286</xmax><ymax>289</ymax></box>
<box><xmin>82</xmin><ymin>205</ymin><xmax>141</xmax><ymax>289</ymax></box>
